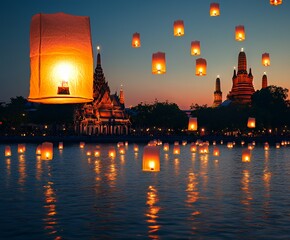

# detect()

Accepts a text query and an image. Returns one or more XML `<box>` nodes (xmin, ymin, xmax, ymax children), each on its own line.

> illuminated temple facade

<box><xmin>227</xmin><ymin>50</ymin><xmax>255</xmax><ymax>104</ymax></box>
<box><xmin>74</xmin><ymin>52</ymin><xmax>131</xmax><ymax>135</ymax></box>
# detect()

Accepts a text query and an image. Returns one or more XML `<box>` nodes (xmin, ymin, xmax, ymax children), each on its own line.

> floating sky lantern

<box><xmin>270</xmin><ymin>0</ymin><xmax>282</xmax><ymax>5</ymax></box>
<box><xmin>142</xmin><ymin>146</ymin><xmax>160</xmax><ymax>172</ymax></box>
<box><xmin>242</xmin><ymin>149</ymin><xmax>251</xmax><ymax>162</ymax></box>
<box><xmin>191</xmin><ymin>41</ymin><xmax>201</xmax><ymax>56</ymax></box>
<box><xmin>235</xmin><ymin>25</ymin><xmax>245</xmax><ymax>41</ymax></box>
<box><xmin>173</xmin><ymin>145</ymin><xmax>180</xmax><ymax>155</ymax></box>
<box><xmin>163</xmin><ymin>143</ymin><xmax>169</xmax><ymax>152</ymax></box>
<box><xmin>264</xmin><ymin>142</ymin><xmax>270</xmax><ymax>151</ymax></box>
<box><xmin>132</xmin><ymin>32</ymin><xmax>141</xmax><ymax>48</ymax></box>
<box><xmin>262</xmin><ymin>53</ymin><xmax>270</xmax><ymax>66</ymax></box>
<box><xmin>213</xmin><ymin>146</ymin><xmax>220</xmax><ymax>156</ymax></box>
<box><xmin>5</xmin><ymin>146</ymin><xmax>11</xmax><ymax>157</ymax></box>
<box><xmin>28</xmin><ymin>12</ymin><xmax>93</xmax><ymax>104</ymax></box>
<box><xmin>188</xmin><ymin>117</ymin><xmax>198</xmax><ymax>131</ymax></box>
<box><xmin>18</xmin><ymin>144</ymin><xmax>26</xmax><ymax>154</ymax></box>
<box><xmin>80</xmin><ymin>142</ymin><xmax>85</xmax><ymax>148</ymax></box>
<box><xmin>41</xmin><ymin>142</ymin><xmax>53</xmax><ymax>160</ymax></box>
<box><xmin>210</xmin><ymin>3</ymin><xmax>220</xmax><ymax>16</ymax></box>
<box><xmin>196</xmin><ymin>58</ymin><xmax>207</xmax><ymax>76</ymax></box>
<box><xmin>152</xmin><ymin>52</ymin><xmax>166</xmax><ymax>74</ymax></box>
<box><xmin>36</xmin><ymin>145</ymin><xmax>42</xmax><ymax>155</ymax></box>
<box><xmin>190</xmin><ymin>143</ymin><xmax>197</xmax><ymax>153</ymax></box>
<box><xmin>173</xmin><ymin>20</ymin><xmax>184</xmax><ymax>37</ymax></box>
<box><xmin>247</xmin><ymin>117</ymin><xmax>256</xmax><ymax>128</ymax></box>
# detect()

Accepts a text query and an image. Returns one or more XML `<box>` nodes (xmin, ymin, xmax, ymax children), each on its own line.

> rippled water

<box><xmin>1</xmin><ymin>142</ymin><xmax>290</xmax><ymax>239</ymax></box>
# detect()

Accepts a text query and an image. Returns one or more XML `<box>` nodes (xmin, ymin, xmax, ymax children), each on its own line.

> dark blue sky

<box><xmin>0</xmin><ymin>0</ymin><xmax>289</xmax><ymax>109</ymax></box>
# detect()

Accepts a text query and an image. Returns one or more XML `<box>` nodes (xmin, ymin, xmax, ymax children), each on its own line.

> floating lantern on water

<box><xmin>264</xmin><ymin>142</ymin><xmax>270</xmax><ymax>151</ymax></box>
<box><xmin>18</xmin><ymin>144</ymin><xmax>26</xmax><ymax>154</ymax></box>
<box><xmin>188</xmin><ymin>117</ymin><xmax>198</xmax><ymax>131</ymax></box>
<box><xmin>58</xmin><ymin>142</ymin><xmax>63</xmax><ymax>150</ymax></box>
<box><xmin>94</xmin><ymin>148</ymin><xmax>101</xmax><ymax>157</ymax></box>
<box><xmin>117</xmin><ymin>142</ymin><xmax>124</xmax><ymax>148</ymax></box>
<box><xmin>86</xmin><ymin>150</ymin><xmax>92</xmax><ymax>156</ymax></box>
<box><xmin>196</xmin><ymin>58</ymin><xmax>207</xmax><ymax>76</ymax></box>
<box><xmin>276</xmin><ymin>143</ymin><xmax>280</xmax><ymax>149</ymax></box>
<box><xmin>182</xmin><ymin>140</ymin><xmax>187</xmax><ymax>146</ymax></box>
<box><xmin>41</xmin><ymin>142</ymin><xmax>53</xmax><ymax>160</ymax></box>
<box><xmin>235</xmin><ymin>25</ymin><xmax>245</xmax><ymax>41</ymax></box>
<box><xmin>5</xmin><ymin>146</ymin><xmax>11</xmax><ymax>157</ymax></box>
<box><xmin>173</xmin><ymin>145</ymin><xmax>180</xmax><ymax>155</ymax></box>
<box><xmin>132</xmin><ymin>32</ymin><xmax>141</xmax><ymax>48</ymax></box>
<box><xmin>262</xmin><ymin>53</ymin><xmax>270</xmax><ymax>66</ymax></box>
<box><xmin>247</xmin><ymin>117</ymin><xmax>256</xmax><ymax>128</ymax></box>
<box><xmin>28</xmin><ymin>12</ymin><xmax>93</xmax><ymax>104</ymax></box>
<box><xmin>241</xmin><ymin>140</ymin><xmax>245</xmax><ymax>146</ymax></box>
<box><xmin>270</xmin><ymin>0</ymin><xmax>282</xmax><ymax>6</ymax></box>
<box><xmin>173</xmin><ymin>20</ymin><xmax>184</xmax><ymax>36</ymax></box>
<box><xmin>36</xmin><ymin>145</ymin><xmax>42</xmax><ymax>155</ymax></box>
<box><xmin>213</xmin><ymin>141</ymin><xmax>216</xmax><ymax>146</ymax></box>
<box><xmin>210</xmin><ymin>3</ymin><xmax>220</xmax><ymax>16</ymax></box>
<box><xmin>133</xmin><ymin>144</ymin><xmax>139</xmax><ymax>152</ymax></box>
<box><xmin>163</xmin><ymin>143</ymin><xmax>169</xmax><ymax>152</ymax></box>
<box><xmin>119</xmin><ymin>146</ymin><xmax>126</xmax><ymax>155</ymax></box>
<box><xmin>80</xmin><ymin>142</ymin><xmax>85</xmax><ymax>148</ymax></box>
<box><xmin>142</xmin><ymin>146</ymin><xmax>160</xmax><ymax>172</ymax></box>
<box><xmin>190</xmin><ymin>143</ymin><xmax>197</xmax><ymax>153</ymax></box>
<box><xmin>152</xmin><ymin>52</ymin><xmax>166</xmax><ymax>74</ymax></box>
<box><xmin>213</xmin><ymin>146</ymin><xmax>220</xmax><ymax>156</ymax></box>
<box><xmin>190</xmin><ymin>41</ymin><xmax>201</xmax><ymax>56</ymax></box>
<box><xmin>227</xmin><ymin>142</ymin><xmax>233</xmax><ymax>149</ymax></box>
<box><xmin>248</xmin><ymin>143</ymin><xmax>254</xmax><ymax>150</ymax></box>
<box><xmin>242</xmin><ymin>149</ymin><xmax>251</xmax><ymax>162</ymax></box>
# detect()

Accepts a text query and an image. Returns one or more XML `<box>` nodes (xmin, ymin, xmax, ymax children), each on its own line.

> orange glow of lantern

<box><xmin>28</xmin><ymin>13</ymin><xmax>93</xmax><ymax>104</ymax></box>
<box><xmin>41</xmin><ymin>142</ymin><xmax>53</xmax><ymax>160</ymax></box>
<box><xmin>210</xmin><ymin>3</ymin><xmax>220</xmax><ymax>16</ymax></box>
<box><xmin>117</xmin><ymin>142</ymin><xmax>124</xmax><ymax>148</ymax></box>
<box><xmin>270</xmin><ymin>0</ymin><xmax>282</xmax><ymax>5</ymax></box>
<box><xmin>188</xmin><ymin>117</ymin><xmax>198</xmax><ymax>131</ymax></box>
<box><xmin>134</xmin><ymin>144</ymin><xmax>139</xmax><ymax>152</ymax></box>
<box><xmin>163</xmin><ymin>143</ymin><xmax>169</xmax><ymax>151</ymax></box>
<box><xmin>119</xmin><ymin>146</ymin><xmax>126</xmax><ymax>155</ymax></box>
<box><xmin>36</xmin><ymin>145</ymin><xmax>42</xmax><ymax>155</ymax></box>
<box><xmin>247</xmin><ymin>117</ymin><xmax>256</xmax><ymax>128</ymax></box>
<box><xmin>248</xmin><ymin>144</ymin><xmax>254</xmax><ymax>150</ymax></box>
<box><xmin>18</xmin><ymin>144</ymin><xmax>26</xmax><ymax>154</ymax></box>
<box><xmin>191</xmin><ymin>41</ymin><xmax>201</xmax><ymax>56</ymax></box>
<box><xmin>108</xmin><ymin>147</ymin><xmax>116</xmax><ymax>158</ymax></box>
<box><xmin>142</xmin><ymin>146</ymin><xmax>160</xmax><ymax>172</ymax></box>
<box><xmin>276</xmin><ymin>143</ymin><xmax>280</xmax><ymax>149</ymax></box>
<box><xmin>262</xmin><ymin>53</ymin><xmax>270</xmax><ymax>66</ymax></box>
<box><xmin>80</xmin><ymin>142</ymin><xmax>85</xmax><ymax>148</ymax></box>
<box><xmin>173</xmin><ymin>20</ymin><xmax>184</xmax><ymax>37</ymax></box>
<box><xmin>190</xmin><ymin>143</ymin><xmax>197</xmax><ymax>153</ymax></box>
<box><xmin>182</xmin><ymin>140</ymin><xmax>187</xmax><ymax>146</ymax></box>
<box><xmin>94</xmin><ymin>149</ymin><xmax>101</xmax><ymax>157</ymax></box>
<box><xmin>264</xmin><ymin>142</ymin><xmax>270</xmax><ymax>151</ymax></box>
<box><xmin>195</xmin><ymin>58</ymin><xmax>207</xmax><ymax>76</ymax></box>
<box><xmin>173</xmin><ymin>145</ymin><xmax>180</xmax><ymax>155</ymax></box>
<box><xmin>213</xmin><ymin>147</ymin><xmax>220</xmax><ymax>156</ymax></box>
<box><xmin>227</xmin><ymin>142</ymin><xmax>233</xmax><ymax>149</ymax></box>
<box><xmin>242</xmin><ymin>149</ymin><xmax>251</xmax><ymax>162</ymax></box>
<box><xmin>132</xmin><ymin>32</ymin><xmax>141</xmax><ymax>48</ymax></box>
<box><xmin>5</xmin><ymin>146</ymin><xmax>11</xmax><ymax>157</ymax></box>
<box><xmin>235</xmin><ymin>25</ymin><xmax>245</xmax><ymax>41</ymax></box>
<box><xmin>86</xmin><ymin>150</ymin><xmax>92</xmax><ymax>156</ymax></box>
<box><xmin>152</xmin><ymin>52</ymin><xmax>166</xmax><ymax>74</ymax></box>
<box><xmin>58</xmin><ymin>142</ymin><xmax>63</xmax><ymax>150</ymax></box>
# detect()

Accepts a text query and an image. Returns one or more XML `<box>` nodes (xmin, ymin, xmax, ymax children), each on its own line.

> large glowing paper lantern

<box><xmin>270</xmin><ymin>0</ymin><xmax>282</xmax><ymax>5</ymax></box>
<box><xmin>132</xmin><ymin>32</ymin><xmax>141</xmax><ymax>48</ymax></box>
<box><xmin>210</xmin><ymin>3</ymin><xmax>220</xmax><ymax>16</ymax></box>
<box><xmin>191</xmin><ymin>41</ymin><xmax>201</xmax><ymax>56</ymax></box>
<box><xmin>196</xmin><ymin>58</ymin><xmax>207</xmax><ymax>76</ymax></box>
<box><xmin>152</xmin><ymin>52</ymin><xmax>166</xmax><ymax>74</ymax></box>
<box><xmin>5</xmin><ymin>146</ymin><xmax>11</xmax><ymax>157</ymax></box>
<box><xmin>173</xmin><ymin>20</ymin><xmax>184</xmax><ymax>37</ymax></box>
<box><xmin>28</xmin><ymin>12</ymin><xmax>93</xmax><ymax>104</ymax></box>
<box><xmin>262</xmin><ymin>53</ymin><xmax>270</xmax><ymax>66</ymax></box>
<box><xmin>41</xmin><ymin>142</ymin><xmax>53</xmax><ymax>160</ymax></box>
<box><xmin>242</xmin><ymin>149</ymin><xmax>251</xmax><ymax>162</ymax></box>
<box><xmin>247</xmin><ymin>117</ymin><xmax>256</xmax><ymax>128</ymax></box>
<box><xmin>235</xmin><ymin>25</ymin><xmax>245</xmax><ymax>41</ymax></box>
<box><xmin>142</xmin><ymin>146</ymin><xmax>160</xmax><ymax>172</ymax></box>
<box><xmin>188</xmin><ymin>117</ymin><xmax>198</xmax><ymax>131</ymax></box>
<box><xmin>173</xmin><ymin>145</ymin><xmax>180</xmax><ymax>155</ymax></box>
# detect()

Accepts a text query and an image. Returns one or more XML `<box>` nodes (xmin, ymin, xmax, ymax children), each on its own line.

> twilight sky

<box><xmin>0</xmin><ymin>0</ymin><xmax>289</xmax><ymax>109</ymax></box>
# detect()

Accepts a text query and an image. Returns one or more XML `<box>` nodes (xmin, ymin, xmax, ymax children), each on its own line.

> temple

<box><xmin>227</xmin><ymin>49</ymin><xmax>255</xmax><ymax>104</ymax></box>
<box><xmin>212</xmin><ymin>76</ymin><xmax>222</xmax><ymax>107</ymax></box>
<box><xmin>262</xmin><ymin>73</ymin><xmax>268</xmax><ymax>89</ymax></box>
<box><xmin>74</xmin><ymin>50</ymin><xmax>131</xmax><ymax>135</ymax></box>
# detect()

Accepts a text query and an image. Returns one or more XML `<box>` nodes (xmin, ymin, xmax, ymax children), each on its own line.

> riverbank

<box><xmin>0</xmin><ymin>135</ymin><xmax>289</xmax><ymax>145</ymax></box>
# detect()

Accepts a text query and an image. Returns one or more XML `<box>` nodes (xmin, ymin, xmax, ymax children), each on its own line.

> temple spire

<box><xmin>238</xmin><ymin>50</ymin><xmax>247</xmax><ymax>74</ymax></box>
<box><xmin>97</xmin><ymin>46</ymin><xmax>101</xmax><ymax>66</ymax></box>
<box><xmin>212</xmin><ymin>76</ymin><xmax>222</xmax><ymax>107</ymax></box>
<box><xmin>262</xmin><ymin>73</ymin><xmax>268</xmax><ymax>89</ymax></box>
<box><xmin>215</xmin><ymin>76</ymin><xmax>221</xmax><ymax>92</ymax></box>
<box><xmin>119</xmin><ymin>85</ymin><xmax>125</xmax><ymax>105</ymax></box>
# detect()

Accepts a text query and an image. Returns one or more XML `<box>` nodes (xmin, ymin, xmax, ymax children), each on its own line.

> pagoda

<box><xmin>212</xmin><ymin>76</ymin><xmax>222</xmax><ymax>107</ymax></box>
<box><xmin>74</xmin><ymin>50</ymin><xmax>131</xmax><ymax>135</ymax></box>
<box><xmin>227</xmin><ymin>49</ymin><xmax>255</xmax><ymax>104</ymax></box>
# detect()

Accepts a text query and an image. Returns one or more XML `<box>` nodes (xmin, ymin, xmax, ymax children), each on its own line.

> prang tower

<box><xmin>212</xmin><ymin>76</ymin><xmax>222</xmax><ymax>107</ymax></box>
<box><xmin>262</xmin><ymin>73</ymin><xmax>268</xmax><ymax>89</ymax></box>
<box><xmin>227</xmin><ymin>49</ymin><xmax>255</xmax><ymax>104</ymax></box>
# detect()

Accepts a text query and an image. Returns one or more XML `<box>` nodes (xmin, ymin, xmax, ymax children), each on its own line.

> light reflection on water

<box><xmin>1</xmin><ymin>143</ymin><xmax>290</xmax><ymax>239</ymax></box>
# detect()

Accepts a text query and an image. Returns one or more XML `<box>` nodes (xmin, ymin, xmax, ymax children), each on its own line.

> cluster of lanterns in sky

<box><xmin>132</xmin><ymin>1</ymin><xmax>281</xmax><ymax>76</ymax></box>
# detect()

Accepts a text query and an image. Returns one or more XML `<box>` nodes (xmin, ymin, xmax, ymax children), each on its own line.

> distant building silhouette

<box><xmin>74</xmin><ymin>51</ymin><xmax>131</xmax><ymax>135</ymax></box>
<box><xmin>212</xmin><ymin>76</ymin><xmax>222</xmax><ymax>107</ymax></box>
<box><xmin>227</xmin><ymin>49</ymin><xmax>255</xmax><ymax>104</ymax></box>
